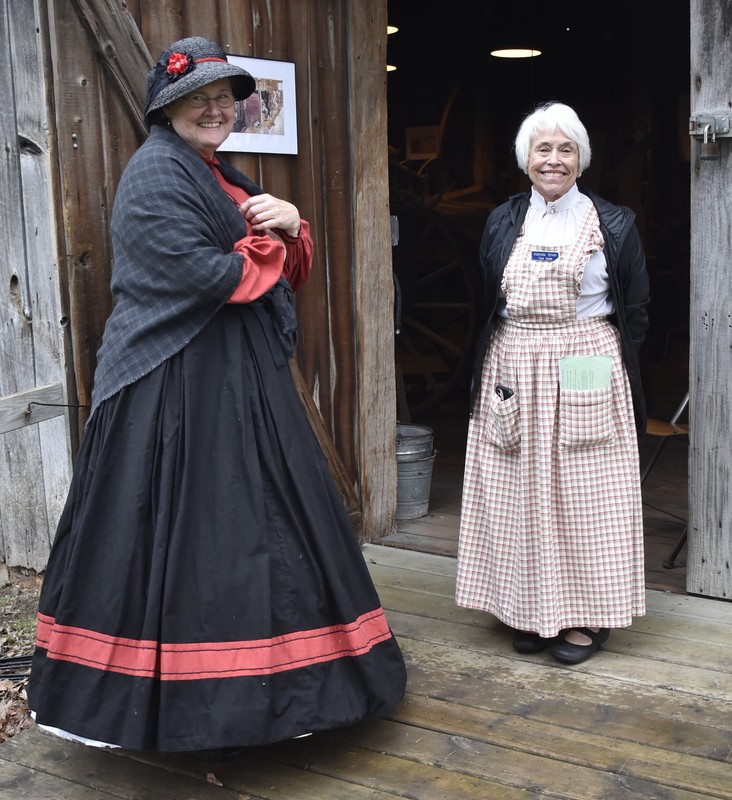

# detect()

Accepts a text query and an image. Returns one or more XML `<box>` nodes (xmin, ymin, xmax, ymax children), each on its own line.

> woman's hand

<box><xmin>239</xmin><ymin>194</ymin><xmax>301</xmax><ymax>237</ymax></box>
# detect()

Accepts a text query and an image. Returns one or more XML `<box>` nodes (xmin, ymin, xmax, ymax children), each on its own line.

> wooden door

<box><xmin>687</xmin><ymin>0</ymin><xmax>732</xmax><ymax>598</ymax></box>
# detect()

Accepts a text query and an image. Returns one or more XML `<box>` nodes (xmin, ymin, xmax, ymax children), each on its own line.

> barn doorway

<box><xmin>384</xmin><ymin>0</ymin><xmax>691</xmax><ymax>592</ymax></box>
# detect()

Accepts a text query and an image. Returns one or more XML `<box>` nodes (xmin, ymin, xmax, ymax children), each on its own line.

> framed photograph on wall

<box><xmin>219</xmin><ymin>56</ymin><xmax>298</xmax><ymax>155</ymax></box>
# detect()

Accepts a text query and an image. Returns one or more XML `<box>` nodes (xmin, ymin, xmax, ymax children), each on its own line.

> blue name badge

<box><xmin>531</xmin><ymin>250</ymin><xmax>559</xmax><ymax>261</ymax></box>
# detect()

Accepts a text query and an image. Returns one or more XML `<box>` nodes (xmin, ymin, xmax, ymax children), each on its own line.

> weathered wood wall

<box><xmin>687</xmin><ymin>0</ymin><xmax>732</xmax><ymax>599</ymax></box>
<box><xmin>0</xmin><ymin>0</ymin><xmax>71</xmax><ymax>571</ymax></box>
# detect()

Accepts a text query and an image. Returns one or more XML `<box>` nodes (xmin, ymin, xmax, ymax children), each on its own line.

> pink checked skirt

<box><xmin>456</xmin><ymin>316</ymin><xmax>645</xmax><ymax>637</ymax></box>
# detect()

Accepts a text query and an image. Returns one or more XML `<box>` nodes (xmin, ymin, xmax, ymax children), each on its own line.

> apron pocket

<box><xmin>558</xmin><ymin>385</ymin><xmax>616</xmax><ymax>449</ymax></box>
<box><xmin>484</xmin><ymin>391</ymin><xmax>521</xmax><ymax>452</ymax></box>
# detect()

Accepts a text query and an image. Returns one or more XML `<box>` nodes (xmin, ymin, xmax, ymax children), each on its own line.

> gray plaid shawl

<box><xmin>90</xmin><ymin>125</ymin><xmax>264</xmax><ymax>417</ymax></box>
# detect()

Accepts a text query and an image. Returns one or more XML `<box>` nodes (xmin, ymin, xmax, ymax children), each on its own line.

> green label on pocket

<box><xmin>559</xmin><ymin>355</ymin><xmax>613</xmax><ymax>390</ymax></box>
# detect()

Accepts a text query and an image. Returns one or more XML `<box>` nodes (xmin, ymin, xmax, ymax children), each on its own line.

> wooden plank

<box><xmin>688</xmin><ymin>0</ymin><xmax>732</xmax><ymax>599</ymax></box>
<box><xmin>347</xmin><ymin>0</ymin><xmax>397</xmax><ymax>540</ymax></box>
<box><xmin>379</xmin><ymin>532</ymin><xmax>457</xmax><ymax>557</ymax></box>
<box><xmin>401</xmin><ymin>655</ymin><xmax>732</xmax><ymax>760</ymax></box>
<box><xmin>135</xmin><ymin>0</ymin><xmax>184</xmax><ymax>60</ymax></box>
<box><xmin>253</xmin><ymin>735</ymin><xmax>536</xmax><ymax>799</ymax></box>
<box><xmin>392</xmin><ymin>610</ymin><xmax>732</xmax><ymax>704</ymax></box>
<box><xmin>296</xmin><ymin>1</ymin><xmax>360</xmax><ymax>495</ymax></box>
<box><xmin>335</xmin><ymin>717</ymin><xmax>732</xmax><ymax>800</ymax></box>
<box><xmin>0</xmin><ymin>727</ymin><xmax>244</xmax><ymax>800</ymax></box>
<box><xmin>127</xmin><ymin>746</ymin><xmax>402</xmax><ymax>800</ymax></box>
<box><xmin>392</xmin><ymin>694</ymin><xmax>732</xmax><ymax>795</ymax></box>
<box><xmin>363</xmin><ymin>542</ymin><xmax>459</xmax><ymax>576</ymax></box>
<box><xmin>0</xmin><ymin>757</ymin><xmax>122</xmax><ymax>799</ymax></box>
<box><xmin>644</xmin><ymin>588</ymin><xmax>732</xmax><ymax>623</ymax></box>
<box><xmin>0</xmin><ymin>427</ymin><xmax>56</xmax><ymax>569</ymax></box>
<box><xmin>0</xmin><ymin>383</ymin><xmax>66</xmax><ymax>434</ymax></box>
<box><xmin>47</xmin><ymin>0</ymin><xmax>116</xmax><ymax>415</ymax></box>
<box><xmin>397</xmin><ymin>512</ymin><xmax>461</xmax><ymax>539</ymax></box>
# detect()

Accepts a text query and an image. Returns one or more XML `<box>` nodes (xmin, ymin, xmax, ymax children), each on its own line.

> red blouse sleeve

<box><xmin>278</xmin><ymin>219</ymin><xmax>313</xmax><ymax>292</ymax></box>
<box><xmin>227</xmin><ymin>236</ymin><xmax>286</xmax><ymax>304</ymax></box>
<box><xmin>227</xmin><ymin>220</ymin><xmax>313</xmax><ymax>303</ymax></box>
<box><xmin>207</xmin><ymin>159</ymin><xmax>314</xmax><ymax>303</ymax></box>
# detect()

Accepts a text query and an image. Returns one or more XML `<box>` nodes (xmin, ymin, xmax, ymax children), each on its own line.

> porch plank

<box><xmin>389</xmin><ymin>609</ymin><xmax>732</xmax><ymax>702</ymax></box>
<box><xmin>126</xmin><ymin>747</ymin><xmax>401</xmax><ymax>799</ymax></box>
<box><xmin>251</xmin><ymin>736</ymin><xmax>536</xmax><ymax>799</ymax></box>
<box><xmin>0</xmin><ymin>726</ymin><xmax>237</xmax><ymax>799</ymax></box>
<box><xmin>0</xmin><ymin>756</ymin><xmax>123</xmax><ymax>799</ymax></box>
<box><xmin>379</xmin><ymin>530</ymin><xmax>458</xmax><ymax>556</ymax></box>
<box><xmin>390</xmin><ymin>696</ymin><xmax>732</xmax><ymax>797</ymax></box>
<box><xmin>402</xmin><ymin>659</ymin><xmax>732</xmax><ymax>761</ymax></box>
<box><xmin>335</xmin><ymin>717</ymin><xmax>726</xmax><ymax>800</ymax></box>
<box><xmin>398</xmin><ymin>633</ymin><xmax>732</xmax><ymax>736</ymax></box>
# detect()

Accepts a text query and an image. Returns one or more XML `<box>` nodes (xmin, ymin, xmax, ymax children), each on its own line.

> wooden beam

<box><xmin>347</xmin><ymin>0</ymin><xmax>397</xmax><ymax>540</ymax></box>
<box><xmin>687</xmin><ymin>0</ymin><xmax>732</xmax><ymax>599</ymax></box>
<box><xmin>68</xmin><ymin>0</ymin><xmax>152</xmax><ymax>136</ymax></box>
<box><xmin>0</xmin><ymin>383</ymin><xmax>67</xmax><ymax>434</ymax></box>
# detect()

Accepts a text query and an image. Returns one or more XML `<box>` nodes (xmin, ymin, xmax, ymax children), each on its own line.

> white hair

<box><xmin>514</xmin><ymin>102</ymin><xmax>592</xmax><ymax>173</ymax></box>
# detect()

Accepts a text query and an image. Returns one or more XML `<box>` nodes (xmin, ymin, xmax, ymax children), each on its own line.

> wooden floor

<box><xmin>1</xmin><ymin>543</ymin><xmax>731</xmax><ymax>799</ymax></box>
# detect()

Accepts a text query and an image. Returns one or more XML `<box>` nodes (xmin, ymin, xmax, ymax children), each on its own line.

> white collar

<box><xmin>529</xmin><ymin>183</ymin><xmax>583</xmax><ymax>216</ymax></box>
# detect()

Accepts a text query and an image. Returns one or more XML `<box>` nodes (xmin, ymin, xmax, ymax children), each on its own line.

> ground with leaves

<box><xmin>0</xmin><ymin>566</ymin><xmax>41</xmax><ymax>744</ymax></box>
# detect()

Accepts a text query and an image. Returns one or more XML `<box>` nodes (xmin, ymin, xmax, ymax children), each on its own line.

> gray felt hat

<box><xmin>144</xmin><ymin>36</ymin><xmax>255</xmax><ymax>124</ymax></box>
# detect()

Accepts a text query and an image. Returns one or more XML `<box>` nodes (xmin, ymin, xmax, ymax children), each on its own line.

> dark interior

<box><xmin>386</xmin><ymin>0</ymin><xmax>690</xmax><ymax>422</ymax></box>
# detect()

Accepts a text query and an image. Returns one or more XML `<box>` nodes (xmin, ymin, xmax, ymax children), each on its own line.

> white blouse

<box><xmin>498</xmin><ymin>184</ymin><xmax>614</xmax><ymax>319</ymax></box>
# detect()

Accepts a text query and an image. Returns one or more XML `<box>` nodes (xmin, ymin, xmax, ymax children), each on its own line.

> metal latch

<box><xmin>689</xmin><ymin>113</ymin><xmax>731</xmax><ymax>160</ymax></box>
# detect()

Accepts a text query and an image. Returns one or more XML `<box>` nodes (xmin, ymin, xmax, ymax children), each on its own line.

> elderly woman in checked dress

<box><xmin>456</xmin><ymin>102</ymin><xmax>649</xmax><ymax>664</ymax></box>
<box><xmin>28</xmin><ymin>36</ymin><xmax>406</xmax><ymax>754</ymax></box>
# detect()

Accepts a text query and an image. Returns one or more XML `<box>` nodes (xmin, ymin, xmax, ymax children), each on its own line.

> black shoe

<box><xmin>551</xmin><ymin>628</ymin><xmax>609</xmax><ymax>664</ymax></box>
<box><xmin>512</xmin><ymin>629</ymin><xmax>557</xmax><ymax>654</ymax></box>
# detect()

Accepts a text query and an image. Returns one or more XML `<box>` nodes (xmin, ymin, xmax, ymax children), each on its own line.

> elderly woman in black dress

<box><xmin>29</xmin><ymin>36</ymin><xmax>406</xmax><ymax>753</ymax></box>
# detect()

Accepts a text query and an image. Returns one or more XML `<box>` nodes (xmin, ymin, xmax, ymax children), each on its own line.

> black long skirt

<box><xmin>28</xmin><ymin>304</ymin><xmax>407</xmax><ymax>752</ymax></box>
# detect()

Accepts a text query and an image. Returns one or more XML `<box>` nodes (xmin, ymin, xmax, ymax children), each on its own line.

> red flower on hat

<box><xmin>166</xmin><ymin>52</ymin><xmax>191</xmax><ymax>76</ymax></box>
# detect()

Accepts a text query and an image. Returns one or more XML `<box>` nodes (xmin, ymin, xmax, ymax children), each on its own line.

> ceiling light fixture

<box><xmin>386</xmin><ymin>64</ymin><xmax>397</xmax><ymax>72</ymax></box>
<box><xmin>490</xmin><ymin>47</ymin><xmax>542</xmax><ymax>59</ymax></box>
<box><xmin>387</xmin><ymin>25</ymin><xmax>399</xmax><ymax>35</ymax></box>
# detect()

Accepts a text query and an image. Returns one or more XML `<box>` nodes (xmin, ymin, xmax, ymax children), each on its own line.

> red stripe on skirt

<box><xmin>35</xmin><ymin>609</ymin><xmax>393</xmax><ymax>680</ymax></box>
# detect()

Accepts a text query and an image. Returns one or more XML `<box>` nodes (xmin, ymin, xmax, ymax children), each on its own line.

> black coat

<box><xmin>470</xmin><ymin>187</ymin><xmax>650</xmax><ymax>433</ymax></box>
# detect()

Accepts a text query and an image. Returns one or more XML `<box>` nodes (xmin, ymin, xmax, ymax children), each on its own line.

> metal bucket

<box><xmin>395</xmin><ymin>424</ymin><xmax>435</xmax><ymax>519</ymax></box>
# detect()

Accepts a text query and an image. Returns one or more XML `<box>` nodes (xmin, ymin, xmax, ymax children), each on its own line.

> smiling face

<box><xmin>527</xmin><ymin>129</ymin><xmax>581</xmax><ymax>202</ymax></box>
<box><xmin>165</xmin><ymin>78</ymin><xmax>235</xmax><ymax>159</ymax></box>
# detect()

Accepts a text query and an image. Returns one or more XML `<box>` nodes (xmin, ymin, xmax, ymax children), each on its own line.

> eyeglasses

<box><xmin>185</xmin><ymin>92</ymin><xmax>236</xmax><ymax>109</ymax></box>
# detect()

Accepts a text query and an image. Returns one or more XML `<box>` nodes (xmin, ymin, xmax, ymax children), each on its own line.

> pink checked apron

<box><xmin>456</xmin><ymin>205</ymin><xmax>645</xmax><ymax>637</ymax></box>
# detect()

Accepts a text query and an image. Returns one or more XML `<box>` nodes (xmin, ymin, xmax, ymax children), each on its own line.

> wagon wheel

<box><xmin>393</xmin><ymin>204</ymin><xmax>479</xmax><ymax>415</ymax></box>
